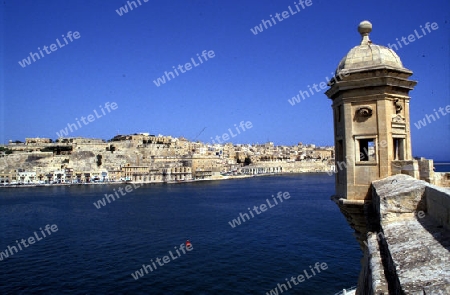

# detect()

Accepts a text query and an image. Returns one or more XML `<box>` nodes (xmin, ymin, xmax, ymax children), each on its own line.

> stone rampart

<box><xmin>357</xmin><ymin>174</ymin><xmax>450</xmax><ymax>294</ymax></box>
<box><xmin>426</xmin><ymin>185</ymin><xmax>450</xmax><ymax>230</ymax></box>
<box><xmin>434</xmin><ymin>172</ymin><xmax>450</xmax><ymax>188</ymax></box>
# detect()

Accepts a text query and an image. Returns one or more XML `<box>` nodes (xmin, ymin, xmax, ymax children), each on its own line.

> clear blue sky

<box><xmin>1</xmin><ymin>0</ymin><xmax>449</xmax><ymax>160</ymax></box>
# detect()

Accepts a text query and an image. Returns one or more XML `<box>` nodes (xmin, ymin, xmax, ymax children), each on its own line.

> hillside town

<box><xmin>0</xmin><ymin>133</ymin><xmax>334</xmax><ymax>185</ymax></box>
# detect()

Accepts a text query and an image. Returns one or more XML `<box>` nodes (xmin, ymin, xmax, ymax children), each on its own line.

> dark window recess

<box><xmin>337</xmin><ymin>140</ymin><xmax>344</xmax><ymax>162</ymax></box>
<box><xmin>359</xmin><ymin>139</ymin><xmax>375</xmax><ymax>161</ymax></box>
<box><xmin>393</xmin><ymin>138</ymin><xmax>405</xmax><ymax>160</ymax></box>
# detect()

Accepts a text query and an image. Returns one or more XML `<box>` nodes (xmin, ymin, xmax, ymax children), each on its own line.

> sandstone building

<box><xmin>1</xmin><ymin>134</ymin><xmax>333</xmax><ymax>184</ymax></box>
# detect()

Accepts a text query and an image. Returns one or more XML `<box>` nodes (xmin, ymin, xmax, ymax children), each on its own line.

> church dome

<box><xmin>336</xmin><ymin>21</ymin><xmax>405</xmax><ymax>74</ymax></box>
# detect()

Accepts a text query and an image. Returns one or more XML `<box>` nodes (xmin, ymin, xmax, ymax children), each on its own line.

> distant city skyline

<box><xmin>2</xmin><ymin>0</ymin><xmax>449</xmax><ymax>160</ymax></box>
<box><xmin>4</xmin><ymin>132</ymin><xmax>331</xmax><ymax>148</ymax></box>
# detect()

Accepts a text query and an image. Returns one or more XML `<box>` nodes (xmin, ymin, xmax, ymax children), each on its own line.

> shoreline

<box><xmin>0</xmin><ymin>171</ymin><xmax>331</xmax><ymax>189</ymax></box>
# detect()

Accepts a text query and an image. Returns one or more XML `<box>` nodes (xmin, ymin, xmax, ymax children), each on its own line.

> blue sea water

<box><xmin>434</xmin><ymin>163</ymin><xmax>450</xmax><ymax>173</ymax></box>
<box><xmin>0</xmin><ymin>174</ymin><xmax>361</xmax><ymax>294</ymax></box>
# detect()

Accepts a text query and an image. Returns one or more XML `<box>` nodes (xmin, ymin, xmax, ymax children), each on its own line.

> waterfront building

<box><xmin>18</xmin><ymin>171</ymin><xmax>37</xmax><ymax>184</ymax></box>
<box><xmin>122</xmin><ymin>164</ymin><xmax>192</xmax><ymax>183</ymax></box>
<box><xmin>0</xmin><ymin>171</ymin><xmax>15</xmax><ymax>184</ymax></box>
<box><xmin>240</xmin><ymin>166</ymin><xmax>282</xmax><ymax>175</ymax></box>
<box><xmin>52</xmin><ymin>170</ymin><xmax>66</xmax><ymax>183</ymax></box>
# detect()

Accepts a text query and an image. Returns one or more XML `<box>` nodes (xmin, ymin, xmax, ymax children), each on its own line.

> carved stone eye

<box><xmin>357</xmin><ymin>106</ymin><xmax>373</xmax><ymax>117</ymax></box>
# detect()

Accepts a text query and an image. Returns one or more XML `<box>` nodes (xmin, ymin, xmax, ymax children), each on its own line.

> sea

<box><xmin>0</xmin><ymin>174</ymin><xmax>364</xmax><ymax>294</ymax></box>
<box><xmin>434</xmin><ymin>162</ymin><xmax>450</xmax><ymax>173</ymax></box>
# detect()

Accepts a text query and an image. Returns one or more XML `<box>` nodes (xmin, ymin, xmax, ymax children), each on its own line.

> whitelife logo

<box><xmin>287</xmin><ymin>70</ymin><xmax>349</xmax><ymax>106</ymax></box>
<box><xmin>93</xmin><ymin>182</ymin><xmax>140</xmax><ymax>209</ymax></box>
<box><xmin>131</xmin><ymin>242</ymin><xmax>193</xmax><ymax>280</ymax></box>
<box><xmin>115</xmin><ymin>0</ymin><xmax>149</xmax><ymax>16</ymax></box>
<box><xmin>413</xmin><ymin>104</ymin><xmax>450</xmax><ymax>130</ymax></box>
<box><xmin>228</xmin><ymin>192</ymin><xmax>291</xmax><ymax>228</ymax></box>
<box><xmin>18</xmin><ymin>31</ymin><xmax>81</xmax><ymax>68</ymax></box>
<box><xmin>387</xmin><ymin>22</ymin><xmax>439</xmax><ymax>52</ymax></box>
<box><xmin>55</xmin><ymin>102</ymin><xmax>118</xmax><ymax>138</ymax></box>
<box><xmin>210</xmin><ymin>121</ymin><xmax>253</xmax><ymax>145</ymax></box>
<box><xmin>265</xmin><ymin>262</ymin><xmax>328</xmax><ymax>294</ymax></box>
<box><xmin>152</xmin><ymin>50</ymin><xmax>215</xmax><ymax>87</ymax></box>
<box><xmin>0</xmin><ymin>224</ymin><xmax>58</xmax><ymax>261</ymax></box>
<box><xmin>250</xmin><ymin>0</ymin><xmax>313</xmax><ymax>35</ymax></box>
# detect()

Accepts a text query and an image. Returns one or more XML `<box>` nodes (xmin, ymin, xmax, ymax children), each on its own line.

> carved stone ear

<box><xmin>357</xmin><ymin>106</ymin><xmax>373</xmax><ymax>117</ymax></box>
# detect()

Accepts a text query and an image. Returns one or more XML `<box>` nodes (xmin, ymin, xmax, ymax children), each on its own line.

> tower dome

<box><xmin>336</xmin><ymin>21</ymin><xmax>406</xmax><ymax>75</ymax></box>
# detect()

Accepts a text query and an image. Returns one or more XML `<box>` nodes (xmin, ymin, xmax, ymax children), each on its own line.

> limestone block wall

<box><xmin>391</xmin><ymin>160</ymin><xmax>419</xmax><ymax>179</ymax></box>
<box><xmin>418</xmin><ymin>158</ymin><xmax>434</xmax><ymax>183</ymax></box>
<box><xmin>425</xmin><ymin>185</ymin><xmax>450</xmax><ymax>230</ymax></box>
<box><xmin>358</xmin><ymin>174</ymin><xmax>450</xmax><ymax>294</ymax></box>
<box><xmin>434</xmin><ymin>172</ymin><xmax>450</xmax><ymax>188</ymax></box>
<box><xmin>391</xmin><ymin>159</ymin><xmax>449</xmax><ymax>187</ymax></box>
<box><xmin>254</xmin><ymin>160</ymin><xmax>331</xmax><ymax>173</ymax></box>
<box><xmin>371</xmin><ymin>174</ymin><xmax>427</xmax><ymax>227</ymax></box>
<box><xmin>356</xmin><ymin>233</ymin><xmax>389</xmax><ymax>295</ymax></box>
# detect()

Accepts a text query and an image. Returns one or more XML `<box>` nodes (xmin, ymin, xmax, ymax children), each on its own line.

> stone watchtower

<box><xmin>326</xmin><ymin>21</ymin><xmax>450</xmax><ymax>294</ymax></box>
<box><xmin>326</xmin><ymin>21</ymin><xmax>418</xmax><ymax>201</ymax></box>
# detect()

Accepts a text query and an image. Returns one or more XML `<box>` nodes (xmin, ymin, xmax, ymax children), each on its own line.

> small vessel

<box><xmin>334</xmin><ymin>286</ymin><xmax>356</xmax><ymax>295</ymax></box>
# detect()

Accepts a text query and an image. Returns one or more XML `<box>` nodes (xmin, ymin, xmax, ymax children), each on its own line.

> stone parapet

<box><xmin>391</xmin><ymin>160</ymin><xmax>420</xmax><ymax>180</ymax></box>
<box><xmin>433</xmin><ymin>172</ymin><xmax>450</xmax><ymax>188</ymax></box>
<box><xmin>360</xmin><ymin>174</ymin><xmax>450</xmax><ymax>294</ymax></box>
<box><xmin>356</xmin><ymin>233</ymin><xmax>389</xmax><ymax>295</ymax></box>
<box><xmin>426</xmin><ymin>185</ymin><xmax>450</xmax><ymax>230</ymax></box>
<box><xmin>418</xmin><ymin>158</ymin><xmax>434</xmax><ymax>183</ymax></box>
<box><xmin>372</xmin><ymin>174</ymin><xmax>427</xmax><ymax>227</ymax></box>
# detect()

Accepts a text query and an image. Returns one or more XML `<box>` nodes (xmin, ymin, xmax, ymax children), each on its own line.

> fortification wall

<box><xmin>357</xmin><ymin>174</ymin><xmax>450</xmax><ymax>294</ymax></box>
<box><xmin>434</xmin><ymin>172</ymin><xmax>450</xmax><ymax>188</ymax></box>
<box><xmin>253</xmin><ymin>160</ymin><xmax>332</xmax><ymax>173</ymax></box>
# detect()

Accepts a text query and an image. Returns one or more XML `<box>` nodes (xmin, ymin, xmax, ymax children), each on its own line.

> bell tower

<box><xmin>326</xmin><ymin>21</ymin><xmax>418</xmax><ymax>200</ymax></box>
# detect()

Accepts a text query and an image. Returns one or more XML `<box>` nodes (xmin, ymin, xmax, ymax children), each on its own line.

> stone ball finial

<box><xmin>358</xmin><ymin>20</ymin><xmax>372</xmax><ymax>45</ymax></box>
<box><xmin>358</xmin><ymin>20</ymin><xmax>372</xmax><ymax>36</ymax></box>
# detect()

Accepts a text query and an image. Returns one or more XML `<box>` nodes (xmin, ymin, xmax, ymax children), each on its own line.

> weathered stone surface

<box><xmin>426</xmin><ymin>185</ymin><xmax>450</xmax><ymax>230</ymax></box>
<box><xmin>372</xmin><ymin>174</ymin><xmax>428</xmax><ymax>226</ymax></box>
<box><xmin>369</xmin><ymin>174</ymin><xmax>450</xmax><ymax>294</ymax></box>
<box><xmin>383</xmin><ymin>218</ymin><xmax>450</xmax><ymax>294</ymax></box>
<box><xmin>356</xmin><ymin>233</ymin><xmax>389</xmax><ymax>295</ymax></box>
<box><xmin>434</xmin><ymin>172</ymin><xmax>450</xmax><ymax>188</ymax></box>
<box><xmin>333</xmin><ymin>196</ymin><xmax>369</xmax><ymax>249</ymax></box>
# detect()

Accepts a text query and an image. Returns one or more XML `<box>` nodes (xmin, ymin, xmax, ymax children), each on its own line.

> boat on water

<box><xmin>334</xmin><ymin>286</ymin><xmax>356</xmax><ymax>295</ymax></box>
